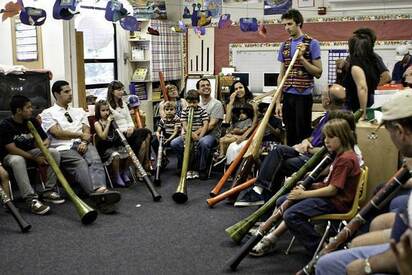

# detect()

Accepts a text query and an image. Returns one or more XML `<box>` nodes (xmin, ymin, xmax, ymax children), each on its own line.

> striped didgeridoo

<box><xmin>111</xmin><ymin>121</ymin><xmax>161</xmax><ymax>201</ymax></box>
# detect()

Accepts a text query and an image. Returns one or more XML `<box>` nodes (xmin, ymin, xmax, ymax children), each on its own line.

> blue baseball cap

<box><xmin>20</xmin><ymin>6</ymin><xmax>46</xmax><ymax>26</ymax></box>
<box><xmin>218</xmin><ymin>14</ymin><xmax>232</xmax><ymax>29</ymax></box>
<box><xmin>105</xmin><ymin>0</ymin><xmax>128</xmax><ymax>22</ymax></box>
<box><xmin>128</xmin><ymin>95</ymin><xmax>141</xmax><ymax>108</ymax></box>
<box><xmin>53</xmin><ymin>0</ymin><xmax>77</xmax><ymax>20</ymax></box>
<box><xmin>239</xmin><ymin>17</ymin><xmax>258</xmax><ymax>32</ymax></box>
<box><xmin>120</xmin><ymin>16</ymin><xmax>140</xmax><ymax>32</ymax></box>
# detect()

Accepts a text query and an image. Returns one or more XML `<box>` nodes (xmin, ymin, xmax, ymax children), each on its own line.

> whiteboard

<box><xmin>231</xmin><ymin>43</ymin><xmax>402</xmax><ymax>96</ymax></box>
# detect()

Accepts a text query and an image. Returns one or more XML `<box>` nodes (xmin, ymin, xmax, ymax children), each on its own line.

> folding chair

<box><xmin>285</xmin><ymin>166</ymin><xmax>369</xmax><ymax>255</ymax></box>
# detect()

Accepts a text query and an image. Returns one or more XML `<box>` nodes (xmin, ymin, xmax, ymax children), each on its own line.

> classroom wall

<box><xmin>0</xmin><ymin>0</ymin><xmax>67</xmax><ymax>82</ymax></box>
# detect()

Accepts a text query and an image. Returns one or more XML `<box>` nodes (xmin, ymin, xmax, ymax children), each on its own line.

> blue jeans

<box><xmin>256</xmin><ymin>145</ymin><xmax>309</xmax><ymax>193</ymax></box>
<box><xmin>170</xmin><ymin>134</ymin><xmax>217</xmax><ymax>171</ymax></box>
<box><xmin>277</xmin><ymin>194</ymin><xmax>337</xmax><ymax>254</ymax></box>
<box><xmin>315</xmin><ymin>244</ymin><xmax>390</xmax><ymax>275</ymax></box>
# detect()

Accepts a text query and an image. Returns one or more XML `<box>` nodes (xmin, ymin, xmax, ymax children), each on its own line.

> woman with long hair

<box><xmin>344</xmin><ymin>33</ymin><xmax>380</xmax><ymax>116</ymax></box>
<box><xmin>106</xmin><ymin>80</ymin><xmax>152</xmax><ymax>172</ymax></box>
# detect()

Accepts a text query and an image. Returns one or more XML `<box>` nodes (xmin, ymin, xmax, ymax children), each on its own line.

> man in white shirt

<box><xmin>41</xmin><ymin>80</ymin><xmax>121</xmax><ymax>213</ymax></box>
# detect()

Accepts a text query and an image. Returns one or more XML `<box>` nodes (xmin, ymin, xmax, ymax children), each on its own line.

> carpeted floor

<box><xmin>0</xmin><ymin>156</ymin><xmax>310</xmax><ymax>275</ymax></box>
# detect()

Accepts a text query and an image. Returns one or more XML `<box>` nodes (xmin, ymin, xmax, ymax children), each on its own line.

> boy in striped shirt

<box><xmin>179</xmin><ymin>90</ymin><xmax>209</xmax><ymax>179</ymax></box>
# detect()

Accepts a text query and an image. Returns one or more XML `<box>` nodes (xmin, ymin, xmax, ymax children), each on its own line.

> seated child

<box><xmin>94</xmin><ymin>100</ymin><xmax>130</xmax><ymax>187</ymax></box>
<box><xmin>250</xmin><ymin>118</ymin><xmax>361</xmax><ymax>257</ymax></box>
<box><xmin>214</xmin><ymin>107</ymin><xmax>253</xmax><ymax>165</ymax></box>
<box><xmin>152</xmin><ymin>101</ymin><xmax>181</xmax><ymax>161</ymax></box>
<box><xmin>171</xmin><ymin>89</ymin><xmax>208</xmax><ymax>179</ymax></box>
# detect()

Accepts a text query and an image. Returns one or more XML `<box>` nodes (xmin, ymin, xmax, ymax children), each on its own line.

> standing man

<box><xmin>391</xmin><ymin>45</ymin><xmax>411</xmax><ymax>85</ymax></box>
<box><xmin>0</xmin><ymin>95</ymin><xmax>64</xmax><ymax>215</ymax></box>
<box><xmin>197</xmin><ymin>78</ymin><xmax>224</xmax><ymax>180</ymax></box>
<box><xmin>40</xmin><ymin>80</ymin><xmax>121</xmax><ymax>213</ymax></box>
<box><xmin>275</xmin><ymin>9</ymin><xmax>322</xmax><ymax>146</ymax></box>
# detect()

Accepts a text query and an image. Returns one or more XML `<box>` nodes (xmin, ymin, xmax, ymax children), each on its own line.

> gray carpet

<box><xmin>0</xmin><ymin>157</ymin><xmax>310</xmax><ymax>275</ymax></box>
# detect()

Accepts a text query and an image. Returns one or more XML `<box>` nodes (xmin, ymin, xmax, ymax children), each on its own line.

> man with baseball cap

<box><xmin>392</xmin><ymin>45</ymin><xmax>412</xmax><ymax>85</ymax></box>
<box><xmin>315</xmin><ymin>91</ymin><xmax>412</xmax><ymax>275</ymax></box>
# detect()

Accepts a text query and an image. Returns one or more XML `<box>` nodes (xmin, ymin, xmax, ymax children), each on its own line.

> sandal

<box><xmin>249</xmin><ymin>237</ymin><xmax>277</xmax><ymax>257</ymax></box>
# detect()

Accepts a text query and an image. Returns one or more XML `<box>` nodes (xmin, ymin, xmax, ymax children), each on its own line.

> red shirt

<box><xmin>322</xmin><ymin>151</ymin><xmax>361</xmax><ymax>212</ymax></box>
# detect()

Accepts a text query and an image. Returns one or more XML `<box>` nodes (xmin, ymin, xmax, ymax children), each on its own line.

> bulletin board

<box><xmin>11</xmin><ymin>18</ymin><xmax>44</xmax><ymax>69</ymax></box>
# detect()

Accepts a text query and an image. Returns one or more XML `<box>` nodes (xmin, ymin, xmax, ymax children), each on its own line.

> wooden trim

<box><xmin>75</xmin><ymin>31</ymin><xmax>86</xmax><ymax>110</ymax></box>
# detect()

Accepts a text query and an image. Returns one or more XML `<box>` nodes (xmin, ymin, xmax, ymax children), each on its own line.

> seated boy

<box><xmin>171</xmin><ymin>90</ymin><xmax>208</xmax><ymax>179</ymax></box>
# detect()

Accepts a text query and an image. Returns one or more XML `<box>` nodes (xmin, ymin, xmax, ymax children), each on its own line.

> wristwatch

<box><xmin>364</xmin><ymin>258</ymin><xmax>372</xmax><ymax>274</ymax></box>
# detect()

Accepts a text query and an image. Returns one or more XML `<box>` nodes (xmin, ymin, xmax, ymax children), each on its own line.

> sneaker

<box><xmin>42</xmin><ymin>191</ymin><xmax>65</xmax><ymax>204</ymax></box>
<box><xmin>234</xmin><ymin>189</ymin><xmax>265</xmax><ymax>207</ymax></box>
<box><xmin>186</xmin><ymin>171</ymin><xmax>194</xmax><ymax>179</ymax></box>
<box><xmin>29</xmin><ymin>199</ymin><xmax>50</xmax><ymax>215</ymax></box>
<box><xmin>249</xmin><ymin>236</ymin><xmax>277</xmax><ymax>257</ymax></box>
<box><xmin>192</xmin><ymin>171</ymin><xmax>199</xmax><ymax>179</ymax></box>
<box><xmin>213</xmin><ymin>155</ymin><xmax>227</xmax><ymax>167</ymax></box>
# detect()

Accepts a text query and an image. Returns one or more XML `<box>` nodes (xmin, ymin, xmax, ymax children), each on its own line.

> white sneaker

<box><xmin>186</xmin><ymin>171</ymin><xmax>193</xmax><ymax>179</ymax></box>
<box><xmin>192</xmin><ymin>171</ymin><xmax>199</xmax><ymax>179</ymax></box>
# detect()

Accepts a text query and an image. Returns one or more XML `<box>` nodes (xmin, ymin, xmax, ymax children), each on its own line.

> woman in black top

<box><xmin>343</xmin><ymin>33</ymin><xmax>380</xmax><ymax>116</ymax></box>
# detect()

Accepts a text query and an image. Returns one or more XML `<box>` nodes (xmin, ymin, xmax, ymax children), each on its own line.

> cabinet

<box><xmin>356</xmin><ymin>121</ymin><xmax>400</xmax><ymax>203</ymax></box>
<box><xmin>128</xmin><ymin>19</ymin><xmax>183</xmax><ymax>131</ymax></box>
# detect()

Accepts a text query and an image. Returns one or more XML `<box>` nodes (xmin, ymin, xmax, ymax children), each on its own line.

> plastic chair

<box><xmin>285</xmin><ymin>166</ymin><xmax>369</xmax><ymax>255</ymax></box>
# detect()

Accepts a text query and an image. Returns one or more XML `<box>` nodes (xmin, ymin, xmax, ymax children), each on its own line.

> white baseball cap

<box><xmin>395</xmin><ymin>45</ymin><xmax>409</xmax><ymax>61</ymax></box>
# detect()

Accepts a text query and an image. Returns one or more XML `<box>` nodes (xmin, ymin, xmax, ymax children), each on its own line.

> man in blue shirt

<box><xmin>275</xmin><ymin>9</ymin><xmax>323</xmax><ymax>146</ymax></box>
<box><xmin>391</xmin><ymin>45</ymin><xmax>412</xmax><ymax>85</ymax></box>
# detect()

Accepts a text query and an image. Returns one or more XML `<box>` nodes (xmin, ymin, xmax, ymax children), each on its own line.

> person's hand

<box><xmin>275</xmin><ymin>104</ymin><xmax>282</xmax><ymax>118</ymax></box>
<box><xmin>126</xmin><ymin>127</ymin><xmax>134</xmax><ymax>138</ymax></box>
<box><xmin>34</xmin><ymin>155</ymin><xmax>48</xmax><ymax>166</ymax></box>
<box><xmin>390</xmin><ymin>229</ymin><xmax>412</xmax><ymax>275</ymax></box>
<box><xmin>296</xmin><ymin>43</ymin><xmax>307</xmax><ymax>60</ymax></box>
<box><xmin>107</xmin><ymin>115</ymin><xmax>114</xmax><ymax>123</ymax></box>
<box><xmin>346</xmin><ymin>259</ymin><xmax>368</xmax><ymax>275</ymax></box>
<box><xmin>287</xmin><ymin>186</ymin><xmax>305</xmax><ymax>200</ymax></box>
<box><xmin>42</xmin><ymin>138</ymin><xmax>50</xmax><ymax>148</ymax></box>
<box><xmin>294</xmin><ymin>139</ymin><xmax>312</xmax><ymax>154</ymax></box>
<box><xmin>155</xmin><ymin>132</ymin><xmax>160</xmax><ymax>140</ymax></box>
<box><xmin>80</xmin><ymin>132</ymin><xmax>91</xmax><ymax>142</ymax></box>
<box><xmin>229</xmin><ymin>91</ymin><xmax>237</xmax><ymax>104</ymax></box>
<box><xmin>77</xmin><ymin>142</ymin><xmax>88</xmax><ymax>155</ymax></box>
<box><xmin>192</xmin><ymin>132</ymin><xmax>199</xmax><ymax>141</ymax></box>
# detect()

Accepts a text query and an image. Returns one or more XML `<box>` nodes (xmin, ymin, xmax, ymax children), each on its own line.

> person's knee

<box><xmin>6</xmin><ymin>155</ymin><xmax>26</xmax><ymax>167</ymax></box>
<box><xmin>370</xmin><ymin>213</ymin><xmax>395</xmax><ymax>232</ymax></box>
<box><xmin>283</xmin><ymin>208</ymin><xmax>298</xmax><ymax>226</ymax></box>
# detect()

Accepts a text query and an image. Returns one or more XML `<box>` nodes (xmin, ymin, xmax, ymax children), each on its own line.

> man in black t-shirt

<box><xmin>0</xmin><ymin>95</ymin><xmax>64</xmax><ymax>215</ymax></box>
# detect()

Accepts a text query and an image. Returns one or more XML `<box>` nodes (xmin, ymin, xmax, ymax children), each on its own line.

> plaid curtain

<box><xmin>150</xmin><ymin>20</ymin><xmax>182</xmax><ymax>81</ymax></box>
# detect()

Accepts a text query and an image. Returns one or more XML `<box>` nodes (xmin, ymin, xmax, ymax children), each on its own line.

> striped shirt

<box><xmin>180</xmin><ymin>106</ymin><xmax>209</xmax><ymax>132</ymax></box>
<box><xmin>158</xmin><ymin>116</ymin><xmax>181</xmax><ymax>139</ymax></box>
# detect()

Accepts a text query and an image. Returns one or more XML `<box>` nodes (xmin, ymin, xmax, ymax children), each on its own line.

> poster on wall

<box><xmin>204</xmin><ymin>0</ymin><xmax>222</xmax><ymax>18</ymax></box>
<box><xmin>264</xmin><ymin>0</ymin><xmax>292</xmax><ymax>15</ymax></box>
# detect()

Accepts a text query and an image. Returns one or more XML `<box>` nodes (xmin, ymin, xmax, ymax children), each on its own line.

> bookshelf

<box><xmin>128</xmin><ymin>19</ymin><xmax>183</xmax><ymax>131</ymax></box>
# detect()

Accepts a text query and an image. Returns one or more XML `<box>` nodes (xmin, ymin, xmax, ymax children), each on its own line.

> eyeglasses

<box><xmin>64</xmin><ymin>112</ymin><xmax>73</xmax><ymax>123</ymax></box>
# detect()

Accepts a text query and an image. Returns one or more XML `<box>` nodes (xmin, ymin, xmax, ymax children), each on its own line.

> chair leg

<box><xmin>284</xmin><ymin>235</ymin><xmax>296</xmax><ymax>255</ymax></box>
<box><xmin>312</xmin><ymin>221</ymin><xmax>332</xmax><ymax>258</ymax></box>
<box><xmin>104</xmin><ymin>166</ymin><xmax>114</xmax><ymax>188</ymax></box>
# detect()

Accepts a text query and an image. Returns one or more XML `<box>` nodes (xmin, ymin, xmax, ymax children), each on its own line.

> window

<box><xmin>75</xmin><ymin>5</ymin><xmax>118</xmax><ymax>100</ymax></box>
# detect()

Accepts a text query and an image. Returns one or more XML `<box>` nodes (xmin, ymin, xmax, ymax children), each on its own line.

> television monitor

<box><xmin>0</xmin><ymin>72</ymin><xmax>51</xmax><ymax>121</ymax></box>
<box><xmin>263</xmin><ymin>72</ymin><xmax>279</xmax><ymax>92</ymax></box>
<box><xmin>231</xmin><ymin>72</ymin><xmax>250</xmax><ymax>88</ymax></box>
